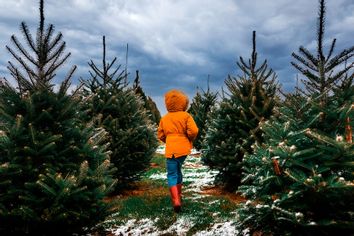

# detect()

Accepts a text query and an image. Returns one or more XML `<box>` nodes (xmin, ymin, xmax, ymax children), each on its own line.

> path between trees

<box><xmin>97</xmin><ymin>150</ymin><xmax>246</xmax><ymax>236</ymax></box>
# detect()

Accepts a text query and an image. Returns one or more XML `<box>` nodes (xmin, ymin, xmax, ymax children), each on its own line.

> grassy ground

<box><xmin>96</xmin><ymin>153</ymin><xmax>246</xmax><ymax>236</ymax></box>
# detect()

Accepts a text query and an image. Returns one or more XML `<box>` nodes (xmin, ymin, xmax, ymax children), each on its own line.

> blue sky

<box><xmin>0</xmin><ymin>0</ymin><xmax>353</xmax><ymax>114</ymax></box>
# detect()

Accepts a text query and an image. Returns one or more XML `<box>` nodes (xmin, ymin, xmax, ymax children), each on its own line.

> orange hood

<box><xmin>165</xmin><ymin>90</ymin><xmax>189</xmax><ymax>112</ymax></box>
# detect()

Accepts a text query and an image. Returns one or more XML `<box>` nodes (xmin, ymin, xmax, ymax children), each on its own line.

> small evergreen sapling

<box><xmin>202</xmin><ymin>31</ymin><xmax>278</xmax><ymax>190</ymax></box>
<box><xmin>81</xmin><ymin>36</ymin><xmax>158</xmax><ymax>192</ymax></box>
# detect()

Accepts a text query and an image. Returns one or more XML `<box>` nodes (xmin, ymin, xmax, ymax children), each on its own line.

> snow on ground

<box><xmin>149</xmin><ymin>172</ymin><xmax>166</xmax><ymax>180</ymax></box>
<box><xmin>183</xmin><ymin>157</ymin><xmax>218</xmax><ymax>197</ymax></box>
<box><xmin>110</xmin><ymin>216</ymin><xmax>197</xmax><ymax>236</ymax></box>
<box><xmin>183</xmin><ymin>168</ymin><xmax>218</xmax><ymax>194</ymax></box>
<box><xmin>110</xmin><ymin>218</ymin><xmax>158</xmax><ymax>236</ymax></box>
<box><xmin>109</xmin><ymin>219</ymin><xmax>240</xmax><ymax>236</ymax></box>
<box><xmin>107</xmin><ymin>151</ymin><xmax>241</xmax><ymax>236</ymax></box>
<box><xmin>161</xmin><ymin>216</ymin><xmax>196</xmax><ymax>235</ymax></box>
<box><xmin>194</xmin><ymin>221</ymin><xmax>239</xmax><ymax>236</ymax></box>
<box><xmin>109</xmin><ymin>217</ymin><xmax>240</xmax><ymax>236</ymax></box>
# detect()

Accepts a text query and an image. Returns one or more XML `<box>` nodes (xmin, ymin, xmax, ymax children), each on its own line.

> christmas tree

<box><xmin>237</xmin><ymin>0</ymin><xmax>354</xmax><ymax>235</ymax></box>
<box><xmin>188</xmin><ymin>79</ymin><xmax>218</xmax><ymax>151</ymax></box>
<box><xmin>133</xmin><ymin>70</ymin><xmax>161</xmax><ymax>125</ymax></box>
<box><xmin>202</xmin><ymin>31</ymin><xmax>278</xmax><ymax>190</ymax></box>
<box><xmin>81</xmin><ymin>36</ymin><xmax>158</xmax><ymax>192</ymax></box>
<box><xmin>0</xmin><ymin>1</ymin><xmax>115</xmax><ymax>235</ymax></box>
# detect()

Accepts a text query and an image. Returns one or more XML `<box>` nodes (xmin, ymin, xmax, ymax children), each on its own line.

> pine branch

<box><xmin>263</xmin><ymin>67</ymin><xmax>274</xmax><ymax>80</ymax></box>
<box><xmin>9</xmin><ymin>35</ymin><xmax>38</xmax><ymax>67</ymax></box>
<box><xmin>291</xmin><ymin>61</ymin><xmax>317</xmax><ymax>81</ymax></box>
<box><xmin>88</xmin><ymin>71</ymin><xmax>96</xmax><ymax>81</ymax></box>
<box><xmin>71</xmin><ymin>81</ymin><xmax>85</xmax><ymax>97</ymax></box>
<box><xmin>326</xmin><ymin>48</ymin><xmax>354</xmax><ymax>72</ymax></box>
<box><xmin>298</xmin><ymin>87</ymin><xmax>310</xmax><ymax>98</ymax></box>
<box><xmin>251</xmin><ymin>30</ymin><xmax>257</xmax><ymax>71</ymax></box>
<box><xmin>47</xmin><ymin>33</ymin><xmax>63</xmax><ymax>53</ymax></box>
<box><xmin>317</xmin><ymin>0</ymin><xmax>326</xmax><ymax>60</ymax></box>
<box><xmin>238</xmin><ymin>57</ymin><xmax>251</xmax><ymax>70</ymax></box>
<box><xmin>6</xmin><ymin>46</ymin><xmax>37</xmax><ymax>83</ymax></box>
<box><xmin>106</xmin><ymin>57</ymin><xmax>118</xmax><ymax>72</ymax></box>
<box><xmin>45</xmin><ymin>41</ymin><xmax>66</xmax><ymax>64</ymax></box>
<box><xmin>20</xmin><ymin>22</ymin><xmax>37</xmax><ymax>54</ymax></box>
<box><xmin>254</xmin><ymin>60</ymin><xmax>267</xmax><ymax>74</ymax></box>
<box><xmin>305</xmin><ymin>70</ymin><xmax>323</xmax><ymax>87</ymax></box>
<box><xmin>59</xmin><ymin>65</ymin><xmax>77</xmax><ymax>95</ymax></box>
<box><xmin>302</xmin><ymin>80</ymin><xmax>317</xmax><ymax>95</ymax></box>
<box><xmin>45</xmin><ymin>51</ymin><xmax>61</xmax><ymax>77</ymax></box>
<box><xmin>109</xmin><ymin>64</ymin><xmax>123</xmax><ymax>80</ymax></box>
<box><xmin>45</xmin><ymin>52</ymin><xmax>71</xmax><ymax>78</ymax></box>
<box><xmin>298</xmin><ymin>46</ymin><xmax>319</xmax><ymax>68</ymax></box>
<box><xmin>47</xmin><ymin>73</ymin><xmax>56</xmax><ymax>82</ymax></box>
<box><xmin>291</xmin><ymin>52</ymin><xmax>318</xmax><ymax>73</ymax></box>
<box><xmin>39</xmin><ymin>0</ymin><xmax>45</xmax><ymax>34</ymax></box>
<box><xmin>325</xmin><ymin>38</ymin><xmax>336</xmax><ymax>63</ymax></box>
<box><xmin>88</xmin><ymin>61</ymin><xmax>105</xmax><ymax>79</ymax></box>
<box><xmin>43</xmin><ymin>24</ymin><xmax>54</xmax><ymax>52</ymax></box>
<box><xmin>102</xmin><ymin>36</ymin><xmax>107</xmax><ymax>84</ymax></box>
<box><xmin>7</xmin><ymin>63</ymin><xmax>34</xmax><ymax>91</ymax></box>
<box><xmin>328</xmin><ymin>67</ymin><xmax>353</xmax><ymax>85</ymax></box>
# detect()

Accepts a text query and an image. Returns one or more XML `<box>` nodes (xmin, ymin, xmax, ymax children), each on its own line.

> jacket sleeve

<box><xmin>186</xmin><ymin>115</ymin><xmax>198</xmax><ymax>142</ymax></box>
<box><xmin>157</xmin><ymin>119</ymin><xmax>166</xmax><ymax>143</ymax></box>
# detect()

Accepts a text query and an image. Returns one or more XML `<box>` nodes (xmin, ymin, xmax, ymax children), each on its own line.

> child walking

<box><xmin>157</xmin><ymin>89</ymin><xmax>199</xmax><ymax>213</ymax></box>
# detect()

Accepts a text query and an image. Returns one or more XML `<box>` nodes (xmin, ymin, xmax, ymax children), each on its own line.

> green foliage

<box><xmin>202</xmin><ymin>31</ymin><xmax>278</xmax><ymax>190</ymax></box>
<box><xmin>81</xmin><ymin>36</ymin><xmax>158</xmax><ymax>192</ymax></box>
<box><xmin>236</xmin><ymin>1</ymin><xmax>354</xmax><ymax>234</ymax></box>
<box><xmin>188</xmin><ymin>83</ymin><xmax>218</xmax><ymax>150</ymax></box>
<box><xmin>0</xmin><ymin>2</ymin><xmax>115</xmax><ymax>234</ymax></box>
<box><xmin>0</xmin><ymin>88</ymin><xmax>115</xmax><ymax>235</ymax></box>
<box><xmin>133</xmin><ymin>70</ymin><xmax>161</xmax><ymax>125</ymax></box>
<box><xmin>237</xmin><ymin>101</ymin><xmax>354</xmax><ymax>235</ymax></box>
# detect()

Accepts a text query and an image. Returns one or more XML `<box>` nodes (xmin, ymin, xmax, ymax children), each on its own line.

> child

<box><xmin>157</xmin><ymin>89</ymin><xmax>198</xmax><ymax>213</ymax></box>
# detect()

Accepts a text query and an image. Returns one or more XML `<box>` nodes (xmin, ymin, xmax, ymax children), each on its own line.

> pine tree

<box><xmin>0</xmin><ymin>1</ymin><xmax>115</xmax><ymax>235</ymax></box>
<box><xmin>202</xmin><ymin>31</ymin><xmax>278</xmax><ymax>190</ymax></box>
<box><xmin>237</xmin><ymin>0</ymin><xmax>354</xmax><ymax>235</ymax></box>
<box><xmin>133</xmin><ymin>70</ymin><xmax>161</xmax><ymax>125</ymax></box>
<box><xmin>81</xmin><ymin>36</ymin><xmax>158</xmax><ymax>192</ymax></box>
<box><xmin>188</xmin><ymin>79</ymin><xmax>218</xmax><ymax>151</ymax></box>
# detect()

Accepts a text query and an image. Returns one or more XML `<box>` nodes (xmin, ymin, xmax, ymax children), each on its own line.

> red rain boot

<box><xmin>177</xmin><ymin>183</ymin><xmax>182</xmax><ymax>203</ymax></box>
<box><xmin>169</xmin><ymin>185</ymin><xmax>181</xmax><ymax>213</ymax></box>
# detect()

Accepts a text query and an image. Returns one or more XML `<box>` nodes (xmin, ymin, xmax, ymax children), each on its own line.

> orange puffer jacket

<box><xmin>158</xmin><ymin>90</ymin><xmax>199</xmax><ymax>158</ymax></box>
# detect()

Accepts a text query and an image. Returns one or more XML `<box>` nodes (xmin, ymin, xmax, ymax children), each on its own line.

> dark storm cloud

<box><xmin>0</xmin><ymin>0</ymin><xmax>353</xmax><ymax>114</ymax></box>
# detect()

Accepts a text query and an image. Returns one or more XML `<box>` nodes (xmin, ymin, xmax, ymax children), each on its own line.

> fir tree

<box><xmin>5</xmin><ymin>1</ymin><xmax>76</xmax><ymax>93</ymax></box>
<box><xmin>133</xmin><ymin>70</ymin><xmax>161</xmax><ymax>124</ymax></box>
<box><xmin>188</xmin><ymin>79</ymin><xmax>218</xmax><ymax>151</ymax></box>
<box><xmin>290</xmin><ymin>0</ymin><xmax>354</xmax><ymax>134</ymax></box>
<box><xmin>81</xmin><ymin>36</ymin><xmax>158</xmax><ymax>192</ymax></box>
<box><xmin>0</xmin><ymin>1</ymin><xmax>115</xmax><ymax>235</ymax></box>
<box><xmin>237</xmin><ymin>0</ymin><xmax>354</xmax><ymax>235</ymax></box>
<box><xmin>202</xmin><ymin>31</ymin><xmax>278</xmax><ymax>190</ymax></box>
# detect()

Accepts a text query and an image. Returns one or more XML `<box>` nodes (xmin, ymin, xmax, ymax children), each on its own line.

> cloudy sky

<box><xmin>0</xmin><ymin>0</ymin><xmax>353</xmax><ymax>114</ymax></box>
